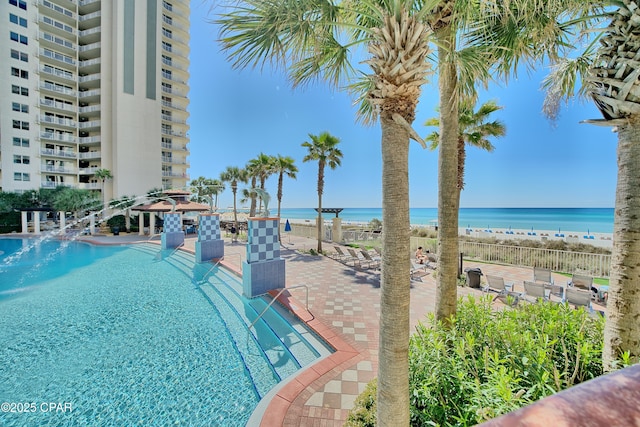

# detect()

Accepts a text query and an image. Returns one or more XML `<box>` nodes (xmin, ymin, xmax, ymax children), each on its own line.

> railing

<box><xmin>460</xmin><ymin>241</ymin><xmax>611</xmax><ymax>278</ymax></box>
<box><xmin>246</xmin><ymin>284</ymin><xmax>310</xmax><ymax>344</ymax></box>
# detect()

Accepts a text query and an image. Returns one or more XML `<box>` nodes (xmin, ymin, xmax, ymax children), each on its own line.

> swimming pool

<box><xmin>0</xmin><ymin>238</ymin><xmax>330</xmax><ymax>426</ymax></box>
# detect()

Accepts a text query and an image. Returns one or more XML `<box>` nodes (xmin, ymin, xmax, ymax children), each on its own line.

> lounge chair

<box><xmin>330</xmin><ymin>246</ymin><xmax>350</xmax><ymax>262</ymax></box>
<box><xmin>568</xmin><ymin>273</ymin><xmax>597</xmax><ymax>301</ymax></box>
<box><xmin>359</xmin><ymin>250</ymin><xmax>381</xmax><ymax>269</ymax></box>
<box><xmin>410</xmin><ymin>260</ymin><xmax>429</xmax><ymax>281</ymax></box>
<box><xmin>483</xmin><ymin>275</ymin><xmax>519</xmax><ymax>305</ymax></box>
<box><xmin>565</xmin><ymin>287</ymin><xmax>593</xmax><ymax>312</ymax></box>
<box><xmin>346</xmin><ymin>248</ymin><xmax>366</xmax><ymax>268</ymax></box>
<box><xmin>533</xmin><ymin>267</ymin><xmax>553</xmax><ymax>284</ymax></box>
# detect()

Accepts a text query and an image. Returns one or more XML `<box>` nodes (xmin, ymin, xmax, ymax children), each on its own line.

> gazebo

<box><xmin>131</xmin><ymin>190</ymin><xmax>210</xmax><ymax>235</ymax></box>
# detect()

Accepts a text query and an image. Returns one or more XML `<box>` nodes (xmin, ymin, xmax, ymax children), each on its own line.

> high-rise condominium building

<box><xmin>0</xmin><ymin>0</ymin><xmax>190</xmax><ymax>201</ymax></box>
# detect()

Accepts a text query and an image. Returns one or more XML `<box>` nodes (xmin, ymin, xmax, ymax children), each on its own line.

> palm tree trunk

<box><xmin>436</xmin><ymin>28</ymin><xmax>459</xmax><ymax>325</ymax></box>
<box><xmin>603</xmin><ymin>121</ymin><xmax>640</xmax><ymax>370</ymax></box>
<box><xmin>316</xmin><ymin>162</ymin><xmax>325</xmax><ymax>253</ymax></box>
<box><xmin>377</xmin><ymin>115</ymin><xmax>411</xmax><ymax>427</ymax></box>
<box><xmin>232</xmin><ymin>187</ymin><xmax>239</xmax><ymax>240</ymax></box>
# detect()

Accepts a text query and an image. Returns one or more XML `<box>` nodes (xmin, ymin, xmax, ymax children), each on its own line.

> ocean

<box><xmin>278</xmin><ymin>207</ymin><xmax>615</xmax><ymax>234</ymax></box>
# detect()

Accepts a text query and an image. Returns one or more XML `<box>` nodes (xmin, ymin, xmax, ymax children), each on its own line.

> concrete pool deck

<box><xmin>72</xmin><ymin>232</ymin><xmax>605</xmax><ymax>426</ymax></box>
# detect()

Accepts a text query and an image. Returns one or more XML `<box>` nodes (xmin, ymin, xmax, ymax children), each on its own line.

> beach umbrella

<box><xmin>284</xmin><ymin>219</ymin><xmax>292</xmax><ymax>244</ymax></box>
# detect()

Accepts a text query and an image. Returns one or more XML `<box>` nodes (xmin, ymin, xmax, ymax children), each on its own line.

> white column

<box><xmin>21</xmin><ymin>211</ymin><xmax>28</xmax><ymax>234</ymax></box>
<box><xmin>139</xmin><ymin>213</ymin><xmax>144</xmax><ymax>235</ymax></box>
<box><xmin>150</xmin><ymin>214</ymin><xmax>156</xmax><ymax>235</ymax></box>
<box><xmin>33</xmin><ymin>211</ymin><xmax>41</xmax><ymax>234</ymax></box>
<box><xmin>59</xmin><ymin>211</ymin><xmax>66</xmax><ymax>233</ymax></box>
<box><xmin>89</xmin><ymin>214</ymin><xmax>96</xmax><ymax>235</ymax></box>
<box><xmin>332</xmin><ymin>217</ymin><xmax>342</xmax><ymax>243</ymax></box>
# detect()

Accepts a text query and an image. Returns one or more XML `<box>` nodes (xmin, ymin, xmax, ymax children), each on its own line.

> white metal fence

<box><xmin>459</xmin><ymin>241</ymin><xmax>611</xmax><ymax>277</ymax></box>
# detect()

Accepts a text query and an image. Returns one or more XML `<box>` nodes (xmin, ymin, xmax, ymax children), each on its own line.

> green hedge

<box><xmin>347</xmin><ymin>296</ymin><xmax>605</xmax><ymax>426</ymax></box>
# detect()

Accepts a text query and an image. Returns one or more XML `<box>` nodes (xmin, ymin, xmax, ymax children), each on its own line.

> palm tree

<box><xmin>542</xmin><ymin>1</ymin><xmax>640</xmax><ymax>370</ymax></box>
<box><xmin>190</xmin><ymin>176</ymin><xmax>225</xmax><ymax>211</ymax></box>
<box><xmin>248</xmin><ymin>153</ymin><xmax>276</xmax><ymax>215</ymax></box>
<box><xmin>273</xmin><ymin>155</ymin><xmax>298</xmax><ymax>219</ymax></box>
<box><xmin>94</xmin><ymin>168</ymin><xmax>112</xmax><ymax>214</ymax></box>
<box><xmin>425</xmin><ymin>98</ymin><xmax>506</xmax><ymax>197</ymax></box>
<box><xmin>220</xmin><ymin>166</ymin><xmax>248</xmax><ymax>239</ymax></box>
<box><xmin>302</xmin><ymin>132</ymin><xmax>343</xmax><ymax>253</ymax></box>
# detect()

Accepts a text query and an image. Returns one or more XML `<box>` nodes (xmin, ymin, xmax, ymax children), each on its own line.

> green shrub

<box><xmin>409</xmin><ymin>296</ymin><xmax>604</xmax><ymax>426</ymax></box>
<box><xmin>347</xmin><ymin>296</ymin><xmax>605</xmax><ymax>426</ymax></box>
<box><xmin>345</xmin><ymin>379</ymin><xmax>377</xmax><ymax>427</ymax></box>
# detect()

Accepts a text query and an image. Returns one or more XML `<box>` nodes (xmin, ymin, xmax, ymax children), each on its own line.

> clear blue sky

<box><xmin>187</xmin><ymin>3</ymin><xmax>617</xmax><ymax>210</ymax></box>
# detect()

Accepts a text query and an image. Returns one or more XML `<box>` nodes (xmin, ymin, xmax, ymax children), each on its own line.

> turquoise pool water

<box><xmin>0</xmin><ymin>238</ymin><xmax>329</xmax><ymax>426</ymax></box>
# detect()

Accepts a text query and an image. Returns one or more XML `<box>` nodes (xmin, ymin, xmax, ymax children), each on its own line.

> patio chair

<box><xmin>533</xmin><ymin>267</ymin><xmax>554</xmax><ymax>284</ymax></box>
<box><xmin>523</xmin><ymin>281</ymin><xmax>547</xmax><ymax>302</ymax></box>
<box><xmin>565</xmin><ymin>287</ymin><xmax>593</xmax><ymax>312</ymax></box>
<box><xmin>483</xmin><ymin>275</ymin><xmax>519</xmax><ymax>305</ymax></box>
<box><xmin>360</xmin><ymin>249</ymin><xmax>381</xmax><ymax>270</ymax></box>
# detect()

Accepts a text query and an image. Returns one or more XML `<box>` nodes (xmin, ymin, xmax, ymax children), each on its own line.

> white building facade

<box><xmin>0</xmin><ymin>0</ymin><xmax>190</xmax><ymax>201</ymax></box>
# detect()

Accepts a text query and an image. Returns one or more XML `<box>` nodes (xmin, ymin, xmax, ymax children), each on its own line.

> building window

<box><xmin>13</xmin><ymin>137</ymin><xmax>29</xmax><ymax>147</ymax></box>
<box><xmin>9</xmin><ymin>13</ymin><xmax>27</xmax><ymax>27</ymax></box>
<box><xmin>10</xmin><ymin>31</ymin><xmax>27</xmax><ymax>44</ymax></box>
<box><xmin>12</xmin><ymin>102</ymin><xmax>28</xmax><ymax>113</ymax></box>
<box><xmin>161</xmin><ymin>41</ymin><xmax>172</xmax><ymax>53</ymax></box>
<box><xmin>10</xmin><ymin>49</ymin><xmax>28</xmax><ymax>62</ymax></box>
<box><xmin>11</xmin><ymin>67</ymin><xmax>28</xmax><ymax>79</ymax></box>
<box><xmin>13</xmin><ymin>155</ymin><xmax>30</xmax><ymax>164</ymax></box>
<box><xmin>14</xmin><ymin>173</ymin><xmax>30</xmax><ymax>182</ymax></box>
<box><xmin>11</xmin><ymin>84</ymin><xmax>29</xmax><ymax>96</ymax></box>
<box><xmin>12</xmin><ymin>120</ymin><xmax>29</xmax><ymax>130</ymax></box>
<box><xmin>9</xmin><ymin>0</ymin><xmax>27</xmax><ymax>10</ymax></box>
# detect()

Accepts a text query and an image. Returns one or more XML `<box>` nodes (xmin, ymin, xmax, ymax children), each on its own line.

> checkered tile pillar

<box><xmin>195</xmin><ymin>214</ymin><xmax>224</xmax><ymax>263</ymax></box>
<box><xmin>161</xmin><ymin>212</ymin><xmax>184</xmax><ymax>249</ymax></box>
<box><xmin>242</xmin><ymin>217</ymin><xmax>285</xmax><ymax>298</ymax></box>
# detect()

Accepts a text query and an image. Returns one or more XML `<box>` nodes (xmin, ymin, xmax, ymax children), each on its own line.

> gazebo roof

<box><xmin>132</xmin><ymin>200</ymin><xmax>210</xmax><ymax>213</ymax></box>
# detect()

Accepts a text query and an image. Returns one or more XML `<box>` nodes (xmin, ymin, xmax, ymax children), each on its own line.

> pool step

<box><xmin>135</xmin><ymin>244</ymin><xmax>326</xmax><ymax>392</ymax></box>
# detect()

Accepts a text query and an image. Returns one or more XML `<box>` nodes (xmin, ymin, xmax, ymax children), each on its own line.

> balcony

<box><xmin>78</xmin><ymin>89</ymin><xmax>101</xmax><ymax>103</ymax></box>
<box><xmin>79</xmin><ymin>135</ymin><xmax>101</xmax><ymax>145</ymax></box>
<box><xmin>40</xmin><ymin>15</ymin><xmax>75</xmax><ymax>38</ymax></box>
<box><xmin>161</xmin><ymin>142</ymin><xmax>188</xmax><ymax>151</ymax></box>
<box><xmin>41</xmin><ymin>181</ymin><xmax>69</xmax><ymax>189</ymax></box>
<box><xmin>78</xmin><ymin>166</ymin><xmax>99</xmax><ymax>175</ymax></box>
<box><xmin>79</xmin><ymin>41</ymin><xmax>101</xmax><ymax>55</ymax></box>
<box><xmin>78</xmin><ymin>151</ymin><xmax>101</xmax><ymax>160</ymax></box>
<box><xmin>40</xmin><ymin>48</ymin><xmax>76</xmax><ymax>67</ymax></box>
<box><xmin>41</xmin><ymin>165</ymin><xmax>77</xmax><ymax>174</ymax></box>
<box><xmin>40</xmin><ymin>82</ymin><xmax>75</xmax><ymax>98</ymax></box>
<box><xmin>40</xmin><ymin>65</ymin><xmax>75</xmax><ymax>83</ymax></box>
<box><xmin>40</xmin><ymin>98</ymin><xmax>76</xmax><ymax>114</ymax></box>
<box><xmin>78</xmin><ymin>27</ymin><xmax>101</xmax><ymax>45</ymax></box>
<box><xmin>78</xmin><ymin>57</ymin><xmax>101</xmax><ymax>74</ymax></box>
<box><xmin>41</xmin><ymin>148</ymin><xmax>77</xmax><ymax>159</ymax></box>
<box><xmin>39</xmin><ymin>115</ymin><xmax>76</xmax><ymax>128</ymax></box>
<box><xmin>40</xmin><ymin>132</ymin><xmax>76</xmax><ymax>143</ymax></box>
<box><xmin>39</xmin><ymin>0</ymin><xmax>75</xmax><ymax>23</ymax></box>
<box><xmin>78</xmin><ymin>182</ymin><xmax>100</xmax><ymax>190</ymax></box>
<box><xmin>79</xmin><ymin>120</ymin><xmax>101</xmax><ymax>130</ymax></box>
<box><xmin>38</xmin><ymin>31</ymin><xmax>76</xmax><ymax>53</ymax></box>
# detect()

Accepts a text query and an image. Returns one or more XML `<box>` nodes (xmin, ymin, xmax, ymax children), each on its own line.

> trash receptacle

<box><xmin>465</xmin><ymin>267</ymin><xmax>483</xmax><ymax>288</ymax></box>
<box><xmin>112</xmin><ymin>226</ymin><xmax>120</xmax><ymax>236</ymax></box>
